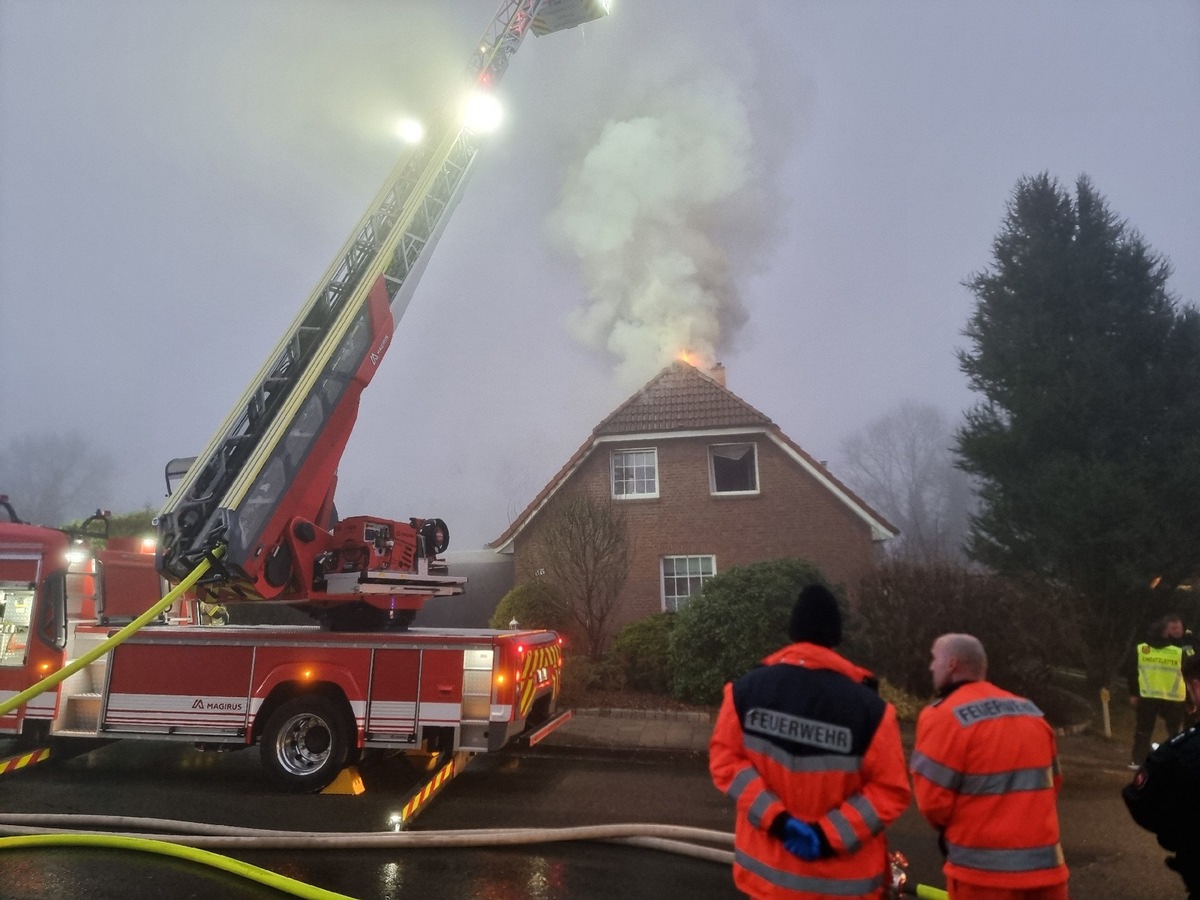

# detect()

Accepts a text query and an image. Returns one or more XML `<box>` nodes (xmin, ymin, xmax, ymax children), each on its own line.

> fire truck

<box><xmin>0</xmin><ymin>0</ymin><xmax>607</xmax><ymax>792</ymax></box>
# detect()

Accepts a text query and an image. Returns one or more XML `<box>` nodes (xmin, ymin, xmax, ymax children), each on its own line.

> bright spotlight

<box><xmin>395</xmin><ymin>117</ymin><xmax>425</xmax><ymax>144</ymax></box>
<box><xmin>463</xmin><ymin>91</ymin><xmax>503</xmax><ymax>134</ymax></box>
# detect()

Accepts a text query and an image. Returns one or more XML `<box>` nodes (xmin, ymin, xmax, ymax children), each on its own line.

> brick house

<box><xmin>488</xmin><ymin>360</ymin><xmax>896</xmax><ymax>633</ymax></box>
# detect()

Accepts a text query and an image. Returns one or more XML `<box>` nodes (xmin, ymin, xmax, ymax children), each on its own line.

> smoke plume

<box><xmin>549</xmin><ymin>68</ymin><xmax>769</xmax><ymax>387</ymax></box>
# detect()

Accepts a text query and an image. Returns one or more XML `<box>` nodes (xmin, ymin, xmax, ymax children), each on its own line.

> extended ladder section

<box><xmin>157</xmin><ymin>0</ymin><xmax>608</xmax><ymax>599</ymax></box>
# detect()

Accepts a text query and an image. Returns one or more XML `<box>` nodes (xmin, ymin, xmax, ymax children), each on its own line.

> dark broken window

<box><xmin>710</xmin><ymin>443</ymin><xmax>758</xmax><ymax>493</ymax></box>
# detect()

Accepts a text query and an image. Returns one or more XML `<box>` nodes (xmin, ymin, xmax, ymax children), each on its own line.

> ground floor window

<box><xmin>661</xmin><ymin>555</ymin><xmax>716</xmax><ymax>612</ymax></box>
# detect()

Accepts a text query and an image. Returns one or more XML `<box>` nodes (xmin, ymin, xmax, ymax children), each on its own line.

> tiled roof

<box><xmin>488</xmin><ymin>360</ymin><xmax>898</xmax><ymax>551</ymax></box>
<box><xmin>594</xmin><ymin>361</ymin><xmax>772</xmax><ymax>435</ymax></box>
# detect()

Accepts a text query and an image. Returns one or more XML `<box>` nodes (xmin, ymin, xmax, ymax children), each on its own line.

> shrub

<box><xmin>558</xmin><ymin>655</ymin><xmax>624</xmax><ymax>704</ymax></box>
<box><xmin>668</xmin><ymin>558</ymin><xmax>835</xmax><ymax>704</ymax></box>
<box><xmin>845</xmin><ymin>559</ymin><xmax>1084</xmax><ymax>700</ymax></box>
<box><xmin>611</xmin><ymin>613</ymin><xmax>676</xmax><ymax>693</ymax></box>
<box><xmin>877</xmin><ymin>678</ymin><xmax>925</xmax><ymax>722</ymax></box>
<box><xmin>489</xmin><ymin>579</ymin><xmax>571</xmax><ymax>633</ymax></box>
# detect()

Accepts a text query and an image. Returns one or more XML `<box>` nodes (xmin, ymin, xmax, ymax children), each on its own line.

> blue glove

<box><xmin>781</xmin><ymin>817</ymin><xmax>822</xmax><ymax>861</ymax></box>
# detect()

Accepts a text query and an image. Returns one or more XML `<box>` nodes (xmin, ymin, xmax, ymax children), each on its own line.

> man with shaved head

<box><xmin>910</xmin><ymin>633</ymin><xmax>1069</xmax><ymax>900</ymax></box>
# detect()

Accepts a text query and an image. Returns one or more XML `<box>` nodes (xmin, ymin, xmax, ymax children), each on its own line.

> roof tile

<box><xmin>594</xmin><ymin>361</ymin><xmax>772</xmax><ymax>435</ymax></box>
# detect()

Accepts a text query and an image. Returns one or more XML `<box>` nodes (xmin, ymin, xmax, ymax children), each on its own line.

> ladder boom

<box><xmin>156</xmin><ymin>0</ymin><xmax>608</xmax><ymax>605</ymax></box>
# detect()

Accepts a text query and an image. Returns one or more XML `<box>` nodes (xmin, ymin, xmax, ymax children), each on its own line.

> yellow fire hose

<box><xmin>0</xmin><ymin>833</ymin><xmax>353</xmax><ymax>900</ymax></box>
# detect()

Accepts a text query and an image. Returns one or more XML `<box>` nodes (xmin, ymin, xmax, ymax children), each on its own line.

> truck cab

<box><xmin>0</xmin><ymin>508</ymin><xmax>71</xmax><ymax>742</ymax></box>
<box><xmin>0</xmin><ymin>499</ymin><xmax>176</xmax><ymax>744</ymax></box>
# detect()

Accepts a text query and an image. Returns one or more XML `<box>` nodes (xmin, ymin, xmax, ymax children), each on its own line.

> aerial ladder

<box><xmin>156</xmin><ymin>0</ymin><xmax>609</xmax><ymax>631</ymax></box>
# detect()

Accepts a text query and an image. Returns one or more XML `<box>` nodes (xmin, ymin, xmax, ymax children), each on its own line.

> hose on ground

<box><xmin>0</xmin><ymin>833</ymin><xmax>353</xmax><ymax>900</ymax></box>
<box><xmin>0</xmin><ymin>813</ymin><xmax>732</xmax><ymax>854</ymax></box>
<box><xmin>0</xmin><ymin>814</ymin><xmax>955</xmax><ymax>897</ymax></box>
<box><xmin>0</xmin><ymin>815</ymin><xmax>735</xmax><ymax>898</ymax></box>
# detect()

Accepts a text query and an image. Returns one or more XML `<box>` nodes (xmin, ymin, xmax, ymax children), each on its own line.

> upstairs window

<box><xmin>611</xmin><ymin>448</ymin><xmax>658</xmax><ymax>499</ymax></box>
<box><xmin>661</xmin><ymin>555</ymin><xmax>716</xmax><ymax>612</ymax></box>
<box><xmin>710</xmin><ymin>443</ymin><xmax>758</xmax><ymax>494</ymax></box>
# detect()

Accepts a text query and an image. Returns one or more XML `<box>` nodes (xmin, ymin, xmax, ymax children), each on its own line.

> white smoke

<box><xmin>548</xmin><ymin>70</ymin><xmax>764</xmax><ymax>387</ymax></box>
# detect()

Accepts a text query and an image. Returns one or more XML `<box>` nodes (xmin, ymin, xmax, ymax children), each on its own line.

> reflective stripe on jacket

<box><xmin>709</xmin><ymin>643</ymin><xmax>911</xmax><ymax>899</ymax></box>
<box><xmin>910</xmin><ymin>679</ymin><xmax>1068</xmax><ymax>891</ymax></box>
<box><xmin>1137</xmin><ymin>643</ymin><xmax>1186</xmax><ymax>702</ymax></box>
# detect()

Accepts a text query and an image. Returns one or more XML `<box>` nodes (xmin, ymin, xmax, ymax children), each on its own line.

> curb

<box><xmin>572</xmin><ymin>707</ymin><xmax>715</xmax><ymax>723</ymax></box>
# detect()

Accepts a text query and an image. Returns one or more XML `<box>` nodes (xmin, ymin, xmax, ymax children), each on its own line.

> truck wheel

<box><xmin>260</xmin><ymin>694</ymin><xmax>352</xmax><ymax>793</ymax></box>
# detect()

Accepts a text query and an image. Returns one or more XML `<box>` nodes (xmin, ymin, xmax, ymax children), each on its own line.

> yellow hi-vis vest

<box><xmin>1137</xmin><ymin>644</ymin><xmax>1186</xmax><ymax>702</ymax></box>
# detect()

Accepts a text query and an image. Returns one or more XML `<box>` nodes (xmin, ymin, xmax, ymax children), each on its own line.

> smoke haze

<box><xmin>2</xmin><ymin>2</ymin><xmax>1196</xmax><ymax>548</ymax></box>
<box><xmin>548</xmin><ymin>65</ymin><xmax>768</xmax><ymax>386</ymax></box>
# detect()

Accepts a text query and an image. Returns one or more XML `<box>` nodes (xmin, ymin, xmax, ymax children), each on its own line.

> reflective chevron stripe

<box><xmin>400</xmin><ymin>753</ymin><xmax>468</xmax><ymax>823</ymax></box>
<box><xmin>517</xmin><ymin>643</ymin><xmax>562</xmax><ymax>718</ymax></box>
<box><xmin>0</xmin><ymin>746</ymin><xmax>51</xmax><ymax>774</ymax></box>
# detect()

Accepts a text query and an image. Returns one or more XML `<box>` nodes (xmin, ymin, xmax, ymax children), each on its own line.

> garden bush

<box><xmin>558</xmin><ymin>655</ymin><xmax>624</xmax><ymax>703</ymax></box>
<box><xmin>668</xmin><ymin>558</ymin><xmax>836</xmax><ymax>704</ymax></box>
<box><xmin>611</xmin><ymin>613</ymin><xmax>676</xmax><ymax>693</ymax></box>
<box><xmin>489</xmin><ymin>579</ymin><xmax>571</xmax><ymax>633</ymax></box>
<box><xmin>845</xmin><ymin>559</ymin><xmax>1084</xmax><ymax>702</ymax></box>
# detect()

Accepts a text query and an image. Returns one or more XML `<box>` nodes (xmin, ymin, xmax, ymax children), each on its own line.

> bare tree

<box><xmin>0</xmin><ymin>431</ymin><xmax>115</xmax><ymax>527</ymax></box>
<box><xmin>839</xmin><ymin>402</ymin><xmax>974</xmax><ymax>563</ymax></box>
<box><xmin>537</xmin><ymin>494</ymin><xmax>631</xmax><ymax>659</ymax></box>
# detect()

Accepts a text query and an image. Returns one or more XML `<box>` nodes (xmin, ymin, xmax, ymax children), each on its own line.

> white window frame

<box><xmin>611</xmin><ymin>447</ymin><xmax>659</xmax><ymax>499</ymax></box>
<box><xmin>660</xmin><ymin>554</ymin><xmax>716</xmax><ymax>612</ymax></box>
<box><xmin>709</xmin><ymin>442</ymin><xmax>759</xmax><ymax>495</ymax></box>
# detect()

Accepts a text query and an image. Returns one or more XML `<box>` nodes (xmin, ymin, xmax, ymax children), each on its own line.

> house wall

<box><xmin>511</xmin><ymin>433</ymin><xmax>882</xmax><ymax>636</ymax></box>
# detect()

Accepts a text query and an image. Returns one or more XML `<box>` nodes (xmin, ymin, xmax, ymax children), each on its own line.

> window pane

<box><xmin>711</xmin><ymin>444</ymin><xmax>757</xmax><ymax>493</ymax></box>
<box><xmin>612</xmin><ymin>449</ymin><xmax>658</xmax><ymax>497</ymax></box>
<box><xmin>661</xmin><ymin>555</ymin><xmax>716</xmax><ymax>613</ymax></box>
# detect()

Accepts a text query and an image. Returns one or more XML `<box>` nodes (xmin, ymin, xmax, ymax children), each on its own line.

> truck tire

<box><xmin>260</xmin><ymin>694</ymin><xmax>353</xmax><ymax>793</ymax></box>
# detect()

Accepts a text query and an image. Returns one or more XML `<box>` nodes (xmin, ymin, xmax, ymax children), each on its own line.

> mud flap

<box><xmin>522</xmin><ymin>709</ymin><xmax>573</xmax><ymax>748</ymax></box>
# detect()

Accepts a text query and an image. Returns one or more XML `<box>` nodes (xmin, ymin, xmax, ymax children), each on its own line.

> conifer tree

<box><xmin>957</xmin><ymin>173</ymin><xmax>1200</xmax><ymax>684</ymax></box>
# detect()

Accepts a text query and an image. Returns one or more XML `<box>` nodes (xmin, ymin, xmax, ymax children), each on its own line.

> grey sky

<box><xmin>2</xmin><ymin>1</ymin><xmax>1198</xmax><ymax>549</ymax></box>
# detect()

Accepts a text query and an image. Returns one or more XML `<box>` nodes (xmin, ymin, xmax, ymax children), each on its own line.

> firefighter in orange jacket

<box><xmin>910</xmin><ymin>633</ymin><xmax>1069</xmax><ymax>900</ymax></box>
<box><xmin>709</xmin><ymin>584</ymin><xmax>911</xmax><ymax>899</ymax></box>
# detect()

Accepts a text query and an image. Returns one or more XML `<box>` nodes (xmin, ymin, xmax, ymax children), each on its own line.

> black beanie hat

<box><xmin>788</xmin><ymin>584</ymin><xmax>842</xmax><ymax>647</ymax></box>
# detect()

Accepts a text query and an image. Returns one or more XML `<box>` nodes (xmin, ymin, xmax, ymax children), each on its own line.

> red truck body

<box><xmin>100</xmin><ymin>625</ymin><xmax>562</xmax><ymax>755</ymax></box>
<box><xmin>0</xmin><ymin>517</ymin><xmax>565</xmax><ymax>791</ymax></box>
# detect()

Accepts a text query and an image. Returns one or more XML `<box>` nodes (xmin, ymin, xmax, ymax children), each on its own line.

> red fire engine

<box><xmin>0</xmin><ymin>0</ymin><xmax>608</xmax><ymax>792</ymax></box>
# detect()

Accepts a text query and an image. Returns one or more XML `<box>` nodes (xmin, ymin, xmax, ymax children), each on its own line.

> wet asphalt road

<box><xmin>0</xmin><ymin>740</ymin><xmax>741</xmax><ymax>900</ymax></box>
<box><xmin>0</xmin><ymin>737</ymin><xmax>1186</xmax><ymax>899</ymax></box>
